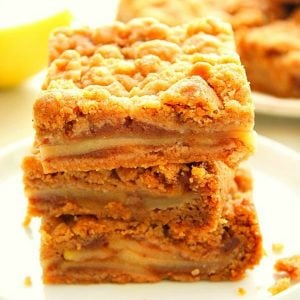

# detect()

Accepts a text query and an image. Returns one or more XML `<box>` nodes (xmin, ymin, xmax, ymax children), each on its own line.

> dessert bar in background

<box><xmin>117</xmin><ymin>0</ymin><xmax>283</xmax><ymax>29</ymax></box>
<box><xmin>117</xmin><ymin>0</ymin><xmax>300</xmax><ymax>98</ymax></box>
<box><xmin>237</xmin><ymin>10</ymin><xmax>300</xmax><ymax>98</ymax></box>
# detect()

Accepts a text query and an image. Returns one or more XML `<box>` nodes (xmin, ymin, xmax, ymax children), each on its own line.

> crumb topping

<box><xmin>34</xmin><ymin>18</ymin><xmax>254</xmax><ymax>139</ymax></box>
<box><xmin>43</xmin><ymin>17</ymin><xmax>250</xmax><ymax>108</ymax></box>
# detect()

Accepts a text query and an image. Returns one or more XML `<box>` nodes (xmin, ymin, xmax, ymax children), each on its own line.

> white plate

<box><xmin>253</xmin><ymin>91</ymin><xmax>300</xmax><ymax>118</ymax></box>
<box><xmin>0</xmin><ymin>136</ymin><xmax>300</xmax><ymax>300</ymax></box>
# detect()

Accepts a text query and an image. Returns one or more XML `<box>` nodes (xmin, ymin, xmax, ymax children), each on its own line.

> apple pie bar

<box><xmin>117</xmin><ymin>0</ymin><xmax>283</xmax><ymax>29</ymax></box>
<box><xmin>237</xmin><ymin>9</ymin><xmax>300</xmax><ymax>98</ymax></box>
<box><xmin>40</xmin><ymin>169</ymin><xmax>262</xmax><ymax>283</ymax></box>
<box><xmin>34</xmin><ymin>17</ymin><xmax>255</xmax><ymax>173</ymax></box>
<box><xmin>23</xmin><ymin>154</ymin><xmax>234</xmax><ymax>238</ymax></box>
<box><xmin>117</xmin><ymin>0</ymin><xmax>300</xmax><ymax>98</ymax></box>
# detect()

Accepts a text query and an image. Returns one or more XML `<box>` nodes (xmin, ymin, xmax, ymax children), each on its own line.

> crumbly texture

<box><xmin>117</xmin><ymin>0</ymin><xmax>300</xmax><ymax>98</ymax></box>
<box><xmin>268</xmin><ymin>278</ymin><xmax>291</xmax><ymax>295</ymax></box>
<box><xmin>275</xmin><ymin>255</ymin><xmax>300</xmax><ymax>281</ymax></box>
<box><xmin>237</xmin><ymin>10</ymin><xmax>300</xmax><ymax>98</ymax></box>
<box><xmin>268</xmin><ymin>255</ymin><xmax>300</xmax><ymax>295</ymax></box>
<box><xmin>40</xmin><ymin>177</ymin><xmax>262</xmax><ymax>284</ymax></box>
<box><xmin>34</xmin><ymin>17</ymin><xmax>254</xmax><ymax>172</ymax></box>
<box><xmin>23</xmin><ymin>155</ymin><xmax>236</xmax><ymax>239</ymax></box>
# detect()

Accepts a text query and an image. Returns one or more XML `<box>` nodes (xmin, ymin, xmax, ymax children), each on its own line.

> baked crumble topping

<box><xmin>42</xmin><ymin>17</ymin><xmax>250</xmax><ymax>108</ymax></box>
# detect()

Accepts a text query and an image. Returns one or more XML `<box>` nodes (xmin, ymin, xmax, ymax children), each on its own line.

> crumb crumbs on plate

<box><xmin>237</xmin><ymin>287</ymin><xmax>247</xmax><ymax>296</ymax></box>
<box><xmin>272</xmin><ymin>243</ymin><xmax>284</xmax><ymax>254</ymax></box>
<box><xmin>275</xmin><ymin>255</ymin><xmax>300</xmax><ymax>280</ymax></box>
<box><xmin>268</xmin><ymin>254</ymin><xmax>300</xmax><ymax>295</ymax></box>
<box><xmin>263</xmin><ymin>248</ymin><xmax>268</xmax><ymax>256</ymax></box>
<box><xmin>24</xmin><ymin>276</ymin><xmax>32</xmax><ymax>287</ymax></box>
<box><xmin>268</xmin><ymin>277</ymin><xmax>291</xmax><ymax>295</ymax></box>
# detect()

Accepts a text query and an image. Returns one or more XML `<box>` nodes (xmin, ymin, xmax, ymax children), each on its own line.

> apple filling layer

<box><xmin>40</xmin><ymin>131</ymin><xmax>254</xmax><ymax>159</ymax></box>
<box><xmin>29</xmin><ymin>187</ymin><xmax>195</xmax><ymax>211</ymax></box>
<box><xmin>60</xmin><ymin>238</ymin><xmax>233</xmax><ymax>275</ymax></box>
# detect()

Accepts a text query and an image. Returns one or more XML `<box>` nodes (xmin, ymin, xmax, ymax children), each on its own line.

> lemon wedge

<box><xmin>0</xmin><ymin>10</ymin><xmax>71</xmax><ymax>88</ymax></box>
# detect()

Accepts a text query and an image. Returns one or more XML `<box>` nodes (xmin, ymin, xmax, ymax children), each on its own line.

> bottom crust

<box><xmin>40</xmin><ymin>179</ymin><xmax>262</xmax><ymax>283</ymax></box>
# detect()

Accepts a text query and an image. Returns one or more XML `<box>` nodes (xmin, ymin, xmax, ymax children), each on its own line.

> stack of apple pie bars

<box><xmin>23</xmin><ymin>17</ymin><xmax>262</xmax><ymax>283</ymax></box>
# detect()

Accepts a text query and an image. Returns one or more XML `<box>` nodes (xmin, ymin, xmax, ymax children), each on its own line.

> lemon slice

<box><xmin>0</xmin><ymin>9</ymin><xmax>71</xmax><ymax>88</ymax></box>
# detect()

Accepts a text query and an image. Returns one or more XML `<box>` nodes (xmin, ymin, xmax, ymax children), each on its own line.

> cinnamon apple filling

<box><xmin>61</xmin><ymin>238</ymin><xmax>234</xmax><ymax>274</ymax></box>
<box><xmin>29</xmin><ymin>187</ymin><xmax>194</xmax><ymax>210</ymax></box>
<box><xmin>40</xmin><ymin>131</ymin><xmax>254</xmax><ymax>159</ymax></box>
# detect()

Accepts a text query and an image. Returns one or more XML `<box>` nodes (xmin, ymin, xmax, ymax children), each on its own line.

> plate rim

<box><xmin>253</xmin><ymin>91</ymin><xmax>300</xmax><ymax>118</ymax></box>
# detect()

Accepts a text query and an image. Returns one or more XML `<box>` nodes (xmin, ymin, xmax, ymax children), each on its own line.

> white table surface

<box><xmin>0</xmin><ymin>73</ymin><xmax>299</xmax><ymax>153</ymax></box>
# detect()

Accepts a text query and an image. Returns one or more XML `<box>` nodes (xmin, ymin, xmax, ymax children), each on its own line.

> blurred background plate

<box><xmin>253</xmin><ymin>91</ymin><xmax>300</xmax><ymax>118</ymax></box>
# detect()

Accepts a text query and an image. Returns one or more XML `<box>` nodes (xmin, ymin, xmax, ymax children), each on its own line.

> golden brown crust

<box><xmin>34</xmin><ymin>88</ymin><xmax>253</xmax><ymax>141</ymax></box>
<box><xmin>38</xmin><ymin>17</ymin><xmax>252</xmax><ymax>132</ymax></box>
<box><xmin>33</xmin><ymin>17</ymin><xmax>254</xmax><ymax>171</ymax></box>
<box><xmin>23</xmin><ymin>15</ymin><xmax>262</xmax><ymax>286</ymax></box>
<box><xmin>40</xmin><ymin>178</ymin><xmax>262</xmax><ymax>283</ymax></box>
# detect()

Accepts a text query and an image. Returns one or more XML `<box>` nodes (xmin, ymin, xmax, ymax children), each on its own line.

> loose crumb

<box><xmin>24</xmin><ymin>276</ymin><xmax>32</xmax><ymax>287</ymax></box>
<box><xmin>268</xmin><ymin>278</ymin><xmax>291</xmax><ymax>295</ymax></box>
<box><xmin>268</xmin><ymin>254</ymin><xmax>300</xmax><ymax>295</ymax></box>
<box><xmin>275</xmin><ymin>255</ymin><xmax>300</xmax><ymax>281</ymax></box>
<box><xmin>237</xmin><ymin>287</ymin><xmax>247</xmax><ymax>296</ymax></box>
<box><xmin>272</xmin><ymin>243</ymin><xmax>284</xmax><ymax>254</ymax></box>
<box><xmin>263</xmin><ymin>248</ymin><xmax>268</xmax><ymax>256</ymax></box>
<box><xmin>22</xmin><ymin>213</ymin><xmax>32</xmax><ymax>228</ymax></box>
